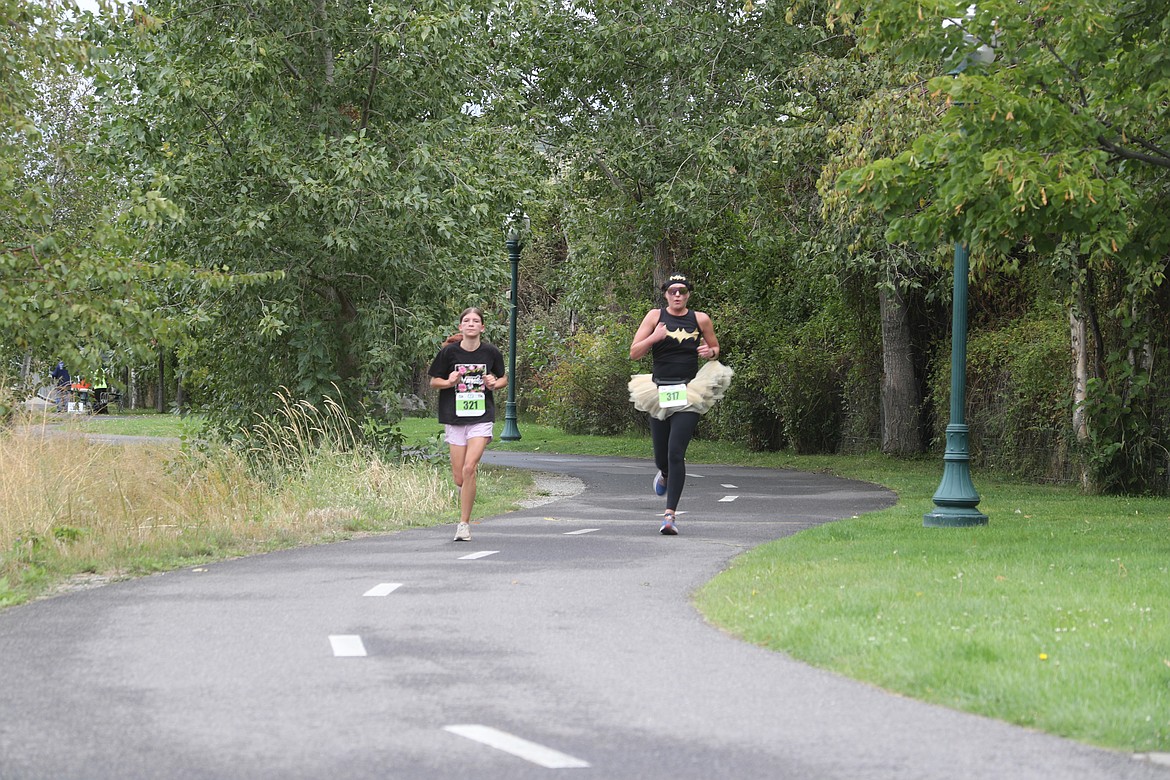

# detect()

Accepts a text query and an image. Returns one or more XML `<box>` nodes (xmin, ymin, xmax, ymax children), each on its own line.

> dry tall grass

<box><xmin>239</xmin><ymin>387</ymin><xmax>359</xmax><ymax>474</ymax></box>
<box><xmin>0</xmin><ymin>414</ymin><xmax>460</xmax><ymax>606</ymax></box>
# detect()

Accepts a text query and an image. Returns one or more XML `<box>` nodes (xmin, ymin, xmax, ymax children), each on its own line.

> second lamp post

<box><xmin>924</xmin><ymin>16</ymin><xmax>995</xmax><ymax>527</ymax></box>
<box><xmin>500</xmin><ymin>215</ymin><xmax>527</xmax><ymax>441</ymax></box>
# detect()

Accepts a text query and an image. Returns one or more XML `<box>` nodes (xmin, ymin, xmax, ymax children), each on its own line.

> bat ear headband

<box><xmin>661</xmin><ymin>273</ymin><xmax>693</xmax><ymax>292</ymax></box>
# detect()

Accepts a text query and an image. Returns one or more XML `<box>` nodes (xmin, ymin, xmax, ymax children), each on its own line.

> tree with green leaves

<box><xmin>517</xmin><ymin>1</ymin><xmax>954</xmax><ymax>454</ymax></box>
<box><xmin>97</xmin><ymin>0</ymin><xmax>540</xmax><ymax>431</ymax></box>
<box><xmin>1</xmin><ymin>0</ymin><xmax>233</xmax><ymax>400</ymax></box>
<box><xmin>829</xmin><ymin>0</ymin><xmax>1170</xmax><ymax>490</ymax></box>
<box><xmin>512</xmin><ymin>0</ymin><xmax>873</xmax><ymax>452</ymax></box>
<box><xmin>816</xmin><ymin>55</ymin><xmax>956</xmax><ymax>455</ymax></box>
<box><xmin>517</xmin><ymin>0</ymin><xmax>817</xmax><ymax>295</ymax></box>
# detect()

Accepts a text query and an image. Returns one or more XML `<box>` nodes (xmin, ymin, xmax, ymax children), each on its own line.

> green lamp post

<box><xmin>924</xmin><ymin>14</ymin><xmax>994</xmax><ymax>528</ymax></box>
<box><xmin>924</xmin><ymin>240</ymin><xmax>988</xmax><ymax>527</ymax></box>
<box><xmin>500</xmin><ymin>214</ymin><xmax>527</xmax><ymax>442</ymax></box>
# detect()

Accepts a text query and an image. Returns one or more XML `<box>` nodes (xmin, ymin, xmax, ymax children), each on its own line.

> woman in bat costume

<box><xmin>628</xmin><ymin>273</ymin><xmax>733</xmax><ymax>535</ymax></box>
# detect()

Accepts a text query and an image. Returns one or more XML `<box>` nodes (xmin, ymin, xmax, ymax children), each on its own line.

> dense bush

<box><xmin>928</xmin><ymin>308</ymin><xmax>1076</xmax><ymax>482</ymax></box>
<box><xmin>704</xmin><ymin>357</ymin><xmax>785</xmax><ymax>451</ymax></box>
<box><xmin>516</xmin><ymin>305</ymin><xmax>572</xmax><ymax>420</ymax></box>
<box><xmin>698</xmin><ymin>300</ymin><xmax>784</xmax><ymax>451</ymax></box>
<box><xmin>701</xmin><ymin>308</ymin><xmax>848</xmax><ymax>454</ymax></box>
<box><xmin>1082</xmin><ymin>346</ymin><xmax>1170</xmax><ymax>495</ymax></box>
<box><xmin>837</xmin><ymin>323</ymin><xmax>884</xmax><ymax>454</ymax></box>
<box><xmin>537</xmin><ymin>328</ymin><xmax>645</xmax><ymax>435</ymax></box>
<box><xmin>773</xmin><ymin>312</ymin><xmax>847</xmax><ymax>454</ymax></box>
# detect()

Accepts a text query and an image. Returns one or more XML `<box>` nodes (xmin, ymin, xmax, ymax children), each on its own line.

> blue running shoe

<box><xmin>660</xmin><ymin>514</ymin><xmax>678</xmax><ymax>535</ymax></box>
<box><xmin>652</xmin><ymin>471</ymin><xmax>667</xmax><ymax>497</ymax></box>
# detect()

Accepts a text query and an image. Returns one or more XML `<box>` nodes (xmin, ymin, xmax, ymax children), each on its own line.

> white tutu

<box><xmin>629</xmin><ymin>361</ymin><xmax>734</xmax><ymax>421</ymax></box>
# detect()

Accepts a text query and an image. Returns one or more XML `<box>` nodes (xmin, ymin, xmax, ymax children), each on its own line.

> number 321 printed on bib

<box><xmin>454</xmin><ymin>363</ymin><xmax>487</xmax><ymax>417</ymax></box>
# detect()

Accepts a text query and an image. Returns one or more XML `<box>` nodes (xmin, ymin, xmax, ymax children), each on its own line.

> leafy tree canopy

<box><xmin>517</xmin><ymin>0</ymin><xmax>820</xmax><ymax>299</ymax></box>
<box><xmin>1</xmin><ymin>0</ymin><xmax>256</xmax><ymax>375</ymax></box>
<box><xmin>828</xmin><ymin>0</ymin><xmax>1170</xmax><ymax>490</ymax></box>
<box><xmin>829</xmin><ymin>0</ymin><xmax>1170</xmax><ymax>269</ymax></box>
<box><xmin>95</xmin><ymin>0</ymin><xmax>543</xmax><ymax>427</ymax></box>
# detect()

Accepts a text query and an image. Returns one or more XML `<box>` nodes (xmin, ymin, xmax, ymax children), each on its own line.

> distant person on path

<box><xmin>629</xmin><ymin>273</ymin><xmax>733</xmax><ymax>535</ymax></box>
<box><xmin>91</xmin><ymin>367</ymin><xmax>109</xmax><ymax>413</ymax></box>
<box><xmin>428</xmin><ymin>307</ymin><xmax>507</xmax><ymax>542</ymax></box>
<box><xmin>50</xmin><ymin>361</ymin><xmax>71</xmax><ymax>412</ymax></box>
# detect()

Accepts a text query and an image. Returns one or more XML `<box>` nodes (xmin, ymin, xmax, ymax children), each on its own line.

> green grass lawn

<box><xmin>65</xmin><ymin>413</ymin><xmax>1170</xmax><ymax>752</ymax></box>
<box><xmin>64</xmin><ymin>411</ymin><xmax>208</xmax><ymax>439</ymax></box>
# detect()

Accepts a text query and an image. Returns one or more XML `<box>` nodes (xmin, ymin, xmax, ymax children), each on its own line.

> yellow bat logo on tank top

<box><xmin>665</xmin><ymin>326</ymin><xmax>700</xmax><ymax>343</ymax></box>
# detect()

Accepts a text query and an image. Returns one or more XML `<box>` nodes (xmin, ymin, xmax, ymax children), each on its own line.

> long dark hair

<box><xmin>443</xmin><ymin>307</ymin><xmax>486</xmax><ymax>345</ymax></box>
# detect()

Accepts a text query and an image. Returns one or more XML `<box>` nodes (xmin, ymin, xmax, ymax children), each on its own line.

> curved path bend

<box><xmin>0</xmin><ymin>451</ymin><xmax>1163</xmax><ymax>780</ymax></box>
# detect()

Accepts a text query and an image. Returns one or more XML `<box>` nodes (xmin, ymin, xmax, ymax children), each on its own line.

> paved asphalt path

<box><xmin>1</xmin><ymin>451</ymin><xmax>1165</xmax><ymax>780</ymax></box>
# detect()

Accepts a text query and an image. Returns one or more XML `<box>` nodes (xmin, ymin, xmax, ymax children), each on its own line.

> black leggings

<box><xmin>649</xmin><ymin>411</ymin><xmax>700</xmax><ymax>511</ymax></box>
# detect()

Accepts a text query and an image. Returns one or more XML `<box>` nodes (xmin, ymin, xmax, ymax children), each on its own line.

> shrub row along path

<box><xmin>1</xmin><ymin>450</ymin><xmax>1165</xmax><ymax>780</ymax></box>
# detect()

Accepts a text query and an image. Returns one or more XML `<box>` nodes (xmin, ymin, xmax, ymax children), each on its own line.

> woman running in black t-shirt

<box><xmin>427</xmin><ymin>307</ymin><xmax>507</xmax><ymax>541</ymax></box>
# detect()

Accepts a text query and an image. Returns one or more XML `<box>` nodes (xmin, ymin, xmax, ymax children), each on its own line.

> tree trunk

<box><xmin>879</xmin><ymin>285</ymin><xmax>923</xmax><ymax>455</ymax></box>
<box><xmin>321</xmin><ymin>281</ymin><xmax>360</xmax><ymax>390</ymax></box>
<box><xmin>652</xmin><ymin>236</ymin><xmax>673</xmax><ymax>291</ymax></box>
<box><xmin>1069</xmin><ymin>306</ymin><xmax>1089</xmax><ymax>443</ymax></box>
<box><xmin>1069</xmin><ymin>304</ymin><xmax>1092</xmax><ymax>489</ymax></box>
<box><xmin>317</xmin><ymin>0</ymin><xmax>333</xmax><ymax>87</ymax></box>
<box><xmin>156</xmin><ymin>347</ymin><xmax>165</xmax><ymax>413</ymax></box>
<box><xmin>175</xmin><ymin>371</ymin><xmax>186</xmax><ymax>413</ymax></box>
<box><xmin>336</xmin><ymin>292</ymin><xmax>359</xmax><ymax>384</ymax></box>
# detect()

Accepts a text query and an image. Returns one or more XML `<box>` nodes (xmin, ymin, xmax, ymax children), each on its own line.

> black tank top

<box><xmin>651</xmin><ymin>307</ymin><xmax>700</xmax><ymax>385</ymax></box>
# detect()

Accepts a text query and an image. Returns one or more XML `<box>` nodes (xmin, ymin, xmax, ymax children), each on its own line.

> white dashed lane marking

<box><xmin>363</xmin><ymin>583</ymin><xmax>402</xmax><ymax>597</ymax></box>
<box><xmin>459</xmin><ymin>550</ymin><xmax>499</xmax><ymax>560</ymax></box>
<box><xmin>329</xmin><ymin>635</ymin><xmax>367</xmax><ymax>657</ymax></box>
<box><xmin>564</xmin><ymin>528</ymin><xmax>600</xmax><ymax>535</ymax></box>
<box><xmin>721</xmin><ymin>483</ymin><xmax>738</xmax><ymax>488</ymax></box>
<box><xmin>444</xmin><ymin>724</ymin><xmax>590</xmax><ymax>769</ymax></box>
<box><xmin>719</xmin><ymin>495</ymin><xmax>739</xmax><ymax>503</ymax></box>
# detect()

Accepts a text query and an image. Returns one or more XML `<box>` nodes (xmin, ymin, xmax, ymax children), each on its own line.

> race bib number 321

<box><xmin>456</xmin><ymin>391</ymin><xmax>486</xmax><ymax>417</ymax></box>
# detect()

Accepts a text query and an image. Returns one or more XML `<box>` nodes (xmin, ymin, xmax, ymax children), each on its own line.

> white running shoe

<box><xmin>652</xmin><ymin>471</ymin><xmax>667</xmax><ymax>496</ymax></box>
<box><xmin>454</xmin><ymin>522</ymin><xmax>471</xmax><ymax>541</ymax></box>
<box><xmin>660</xmin><ymin>514</ymin><xmax>678</xmax><ymax>535</ymax></box>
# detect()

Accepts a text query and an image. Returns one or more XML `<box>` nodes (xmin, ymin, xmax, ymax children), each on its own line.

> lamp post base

<box><xmin>924</xmin><ymin>424</ymin><xmax>987</xmax><ymax>527</ymax></box>
<box><xmin>500</xmin><ymin>401</ymin><xmax>521</xmax><ymax>441</ymax></box>
<box><xmin>924</xmin><ymin>505</ymin><xmax>988</xmax><ymax>527</ymax></box>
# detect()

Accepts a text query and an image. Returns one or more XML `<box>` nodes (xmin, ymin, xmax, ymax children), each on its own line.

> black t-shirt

<box><xmin>427</xmin><ymin>341</ymin><xmax>506</xmax><ymax>425</ymax></box>
<box><xmin>651</xmin><ymin>307</ymin><xmax>701</xmax><ymax>385</ymax></box>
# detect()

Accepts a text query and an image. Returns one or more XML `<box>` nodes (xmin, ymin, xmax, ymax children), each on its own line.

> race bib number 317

<box><xmin>658</xmin><ymin>383</ymin><xmax>688</xmax><ymax>409</ymax></box>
